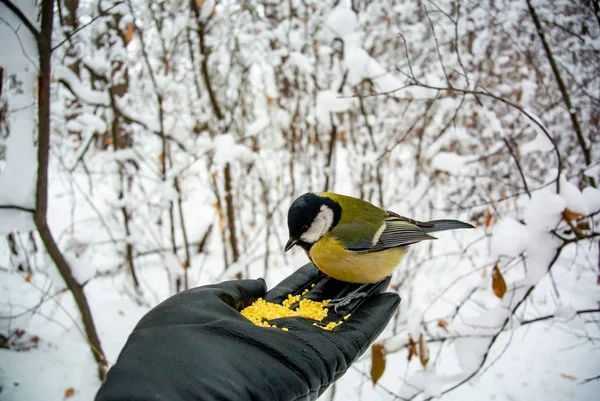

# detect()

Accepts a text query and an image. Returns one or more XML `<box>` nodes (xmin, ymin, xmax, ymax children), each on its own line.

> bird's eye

<box><xmin>301</xmin><ymin>225</ymin><xmax>309</xmax><ymax>233</ymax></box>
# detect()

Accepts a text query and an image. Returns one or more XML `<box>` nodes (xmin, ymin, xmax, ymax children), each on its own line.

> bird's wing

<box><xmin>331</xmin><ymin>212</ymin><xmax>436</xmax><ymax>253</ymax></box>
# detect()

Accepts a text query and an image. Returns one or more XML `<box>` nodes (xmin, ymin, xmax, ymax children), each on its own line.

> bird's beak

<box><xmin>284</xmin><ymin>238</ymin><xmax>298</xmax><ymax>252</ymax></box>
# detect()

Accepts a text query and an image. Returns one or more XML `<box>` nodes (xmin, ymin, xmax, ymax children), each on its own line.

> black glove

<box><xmin>95</xmin><ymin>263</ymin><xmax>400</xmax><ymax>401</ymax></box>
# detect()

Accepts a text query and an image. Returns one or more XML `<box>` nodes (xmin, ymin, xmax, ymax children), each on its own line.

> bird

<box><xmin>285</xmin><ymin>192</ymin><xmax>474</xmax><ymax>285</ymax></box>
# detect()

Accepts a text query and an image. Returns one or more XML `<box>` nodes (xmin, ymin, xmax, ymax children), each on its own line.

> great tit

<box><xmin>285</xmin><ymin>192</ymin><xmax>474</xmax><ymax>284</ymax></box>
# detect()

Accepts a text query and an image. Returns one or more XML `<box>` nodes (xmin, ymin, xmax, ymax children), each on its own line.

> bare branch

<box><xmin>526</xmin><ymin>0</ymin><xmax>595</xmax><ymax>187</ymax></box>
<box><xmin>0</xmin><ymin>0</ymin><xmax>39</xmax><ymax>40</ymax></box>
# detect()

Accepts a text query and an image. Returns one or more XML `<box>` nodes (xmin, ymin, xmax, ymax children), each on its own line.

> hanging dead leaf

<box><xmin>196</xmin><ymin>0</ymin><xmax>204</xmax><ymax>7</ymax></box>
<box><xmin>64</xmin><ymin>387</ymin><xmax>75</xmax><ymax>399</ymax></box>
<box><xmin>25</xmin><ymin>274</ymin><xmax>32</xmax><ymax>283</ymax></box>
<box><xmin>418</xmin><ymin>334</ymin><xmax>429</xmax><ymax>369</ymax></box>
<box><xmin>437</xmin><ymin>319</ymin><xmax>449</xmax><ymax>332</ymax></box>
<box><xmin>576</xmin><ymin>220</ymin><xmax>590</xmax><ymax>230</ymax></box>
<box><xmin>560</xmin><ymin>373</ymin><xmax>577</xmax><ymax>381</ymax></box>
<box><xmin>407</xmin><ymin>336</ymin><xmax>418</xmax><ymax>361</ymax></box>
<box><xmin>563</xmin><ymin>209</ymin><xmax>584</xmax><ymax>222</ymax></box>
<box><xmin>385</xmin><ymin>16</ymin><xmax>391</xmax><ymax>26</ymax></box>
<box><xmin>123</xmin><ymin>24</ymin><xmax>135</xmax><ymax>44</ymax></box>
<box><xmin>483</xmin><ymin>209</ymin><xmax>494</xmax><ymax>228</ymax></box>
<box><xmin>158</xmin><ymin>153</ymin><xmax>165</xmax><ymax>165</ymax></box>
<box><xmin>370</xmin><ymin>344</ymin><xmax>386</xmax><ymax>386</ymax></box>
<box><xmin>492</xmin><ymin>264</ymin><xmax>507</xmax><ymax>299</ymax></box>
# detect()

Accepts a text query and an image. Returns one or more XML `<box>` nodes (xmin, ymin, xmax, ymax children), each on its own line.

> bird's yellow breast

<box><xmin>309</xmin><ymin>234</ymin><xmax>407</xmax><ymax>283</ymax></box>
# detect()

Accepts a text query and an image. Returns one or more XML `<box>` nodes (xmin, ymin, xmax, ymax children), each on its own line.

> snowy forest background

<box><xmin>1</xmin><ymin>0</ymin><xmax>599</xmax><ymax>400</ymax></box>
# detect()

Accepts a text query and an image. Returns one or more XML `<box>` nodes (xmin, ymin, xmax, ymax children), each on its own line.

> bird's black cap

<box><xmin>286</xmin><ymin>193</ymin><xmax>341</xmax><ymax>251</ymax></box>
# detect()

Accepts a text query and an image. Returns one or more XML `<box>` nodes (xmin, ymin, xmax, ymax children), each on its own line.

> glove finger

<box><xmin>265</xmin><ymin>263</ymin><xmax>320</xmax><ymax>303</ymax></box>
<box><xmin>210</xmin><ymin>278</ymin><xmax>268</xmax><ymax>310</ymax></box>
<box><xmin>335</xmin><ymin>292</ymin><xmax>400</xmax><ymax>359</ymax></box>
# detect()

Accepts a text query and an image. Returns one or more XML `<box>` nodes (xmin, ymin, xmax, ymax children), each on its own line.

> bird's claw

<box><xmin>328</xmin><ymin>291</ymin><xmax>368</xmax><ymax>313</ymax></box>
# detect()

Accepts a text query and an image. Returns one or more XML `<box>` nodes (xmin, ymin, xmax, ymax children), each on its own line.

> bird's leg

<box><xmin>327</xmin><ymin>278</ymin><xmax>391</xmax><ymax>314</ymax></box>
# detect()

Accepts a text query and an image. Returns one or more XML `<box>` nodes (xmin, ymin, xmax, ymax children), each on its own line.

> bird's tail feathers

<box><xmin>421</xmin><ymin>219</ymin><xmax>474</xmax><ymax>234</ymax></box>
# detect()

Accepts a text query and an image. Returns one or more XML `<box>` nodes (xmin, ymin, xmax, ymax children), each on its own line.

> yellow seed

<box><xmin>282</xmin><ymin>328</ymin><xmax>288</xmax><ymax>332</ymax></box>
<box><xmin>240</xmin><ymin>292</ymin><xmax>342</xmax><ymax>332</ymax></box>
<box><xmin>344</xmin><ymin>314</ymin><xmax>351</xmax><ymax>320</ymax></box>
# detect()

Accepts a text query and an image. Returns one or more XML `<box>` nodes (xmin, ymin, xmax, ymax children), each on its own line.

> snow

<box><xmin>325</xmin><ymin>6</ymin><xmax>359</xmax><ymax>37</ymax></box>
<box><xmin>316</xmin><ymin>90</ymin><xmax>353</xmax><ymax>124</ymax></box>
<box><xmin>559</xmin><ymin>174</ymin><xmax>589</xmax><ymax>215</ymax></box>
<box><xmin>83</xmin><ymin>53</ymin><xmax>110</xmax><ymax>78</ymax></box>
<box><xmin>582</xmin><ymin>187</ymin><xmax>600</xmax><ymax>214</ymax></box>
<box><xmin>343</xmin><ymin>34</ymin><xmax>403</xmax><ymax>90</ymax></box>
<box><xmin>554</xmin><ymin>304</ymin><xmax>577</xmax><ymax>321</ymax></box>
<box><xmin>211</xmin><ymin>134</ymin><xmax>255</xmax><ymax>166</ymax></box>
<box><xmin>482</xmin><ymin>109</ymin><xmax>506</xmax><ymax>138</ymax></box>
<box><xmin>524</xmin><ymin>190</ymin><xmax>566</xmax><ymax>231</ymax></box>
<box><xmin>430</xmin><ymin>152</ymin><xmax>474</xmax><ymax>175</ymax></box>
<box><xmin>583</xmin><ymin>163</ymin><xmax>600</xmax><ymax>179</ymax></box>
<box><xmin>454</xmin><ymin>337</ymin><xmax>490</xmax><ymax>372</ymax></box>
<box><xmin>491</xmin><ymin>218</ymin><xmax>528</xmax><ymax>257</ymax></box>
<box><xmin>285</xmin><ymin>52</ymin><xmax>313</xmax><ymax>74</ymax></box>
<box><xmin>521</xmin><ymin>109</ymin><xmax>555</xmax><ymax>153</ymax></box>
<box><xmin>246</xmin><ymin>117</ymin><xmax>270</xmax><ymax>137</ymax></box>
<box><xmin>0</xmin><ymin>2</ymin><xmax>39</xmax><ymax>235</ymax></box>
<box><xmin>0</xmin><ymin>122</ymin><xmax>37</xmax><ymax>209</ymax></box>
<box><xmin>521</xmin><ymin>131</ymin><xmax>556</xmax><ymax>154</ymax></box>
<box><xmin>54</xmin><ymin>66</ymin><xmax>110</xmax><ymax>106</ymax></box>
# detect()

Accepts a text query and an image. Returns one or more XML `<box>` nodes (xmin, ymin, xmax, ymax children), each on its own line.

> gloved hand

<box><xmin>95</xmin><ymin>263</ymin><xmax>400</xmax><ymax>401</ymax></box>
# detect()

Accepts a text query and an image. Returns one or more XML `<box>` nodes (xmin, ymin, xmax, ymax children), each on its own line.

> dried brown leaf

<box><xmin>64</xmin><ymin>387</ymin><xmax>75</xmax><ymax>399</ymax></box>
<box><xmin>124</xmin><ymin>24</ymin><xmax>134</xmax><ymax>44</ymax></box>
<box><xmin>483</xmin><ymin>209</ymin><xmax>494</xmax><ymax>228</ymax></box>
<box><xmin>25</xmin><ymin>273</ymin><xmax>32</xmax><ymax>282</ymax></box>
<box><xmin>492</xmin><ymin>264</ymin><xmax>507</xmax><ymax>299</ymax></box>
<box><xmin>418</xmin><ymin>334</ymin><xmax>429</xmax><ymax>369</ymax></box>
<box><xmin>370</xmin><ymin>344</ymin><xmax>386</xmax><ymax>386</ymax></box>
<box><xmin>560</xmin><ymin>373</ymin><xmax>577</xmax><ymax>381</ymax></box>
<box><xmin>437</xmin><ymin>319</ymin><xmax>449</xmax><ymax>332</ymax></box>
<box><xmin>563</xmin><ymin>209</ymin><xmax>584</xmax><ymax>222</ymax></box>
<box><xmin>576</xmin><ymin>220</ymin><xmax>590</xmax><ymax>230</ymax></box>
<box><xmin>407</xmin><ymin>336</ymin><xmax>418</xmax><ymax>361</ymax></box>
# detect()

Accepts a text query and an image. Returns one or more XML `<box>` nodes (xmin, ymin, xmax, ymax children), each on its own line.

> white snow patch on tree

<box><xmin>315</xmin><ymin>90</ymin><xmax>353</xmax><ymax>124</ymax></box>
<box><xmin>524</xmin><ymin>190</ymin><xmax>566</xmax><ymax>231</ymax></box>
<box><xmin>491</xmin><ymin>218</ymin><xmax>528</xmax><ymax>257</ymax></box>
<box><xmin>582</xmin><ymin>187</ymin><xmax>600</xmax><ymax>214</ymax></box>
<box><xmin>559</xmin><ymin>175</ymin><xmax>589</xmax><ymax>215</ymax></box>
<box><xmin>325</xmin><ymin>6</ymin><xmax>358</xmax><ymax>37</ymax></box>
<box><xmin>212</xmin><ymin>134</ymin><xmax>255</xmax><ymax>166</ymax></box>
<box><xmin>554</xmin><ymin>304</ymin><xmax>577</xmax><ymax>321</ymax></box>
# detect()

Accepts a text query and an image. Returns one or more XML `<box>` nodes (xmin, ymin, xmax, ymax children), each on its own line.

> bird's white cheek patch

<box><xmin>301</xmin><ymin>205</ymin><xmax>334</xmax><ymax>243</ymax></box>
